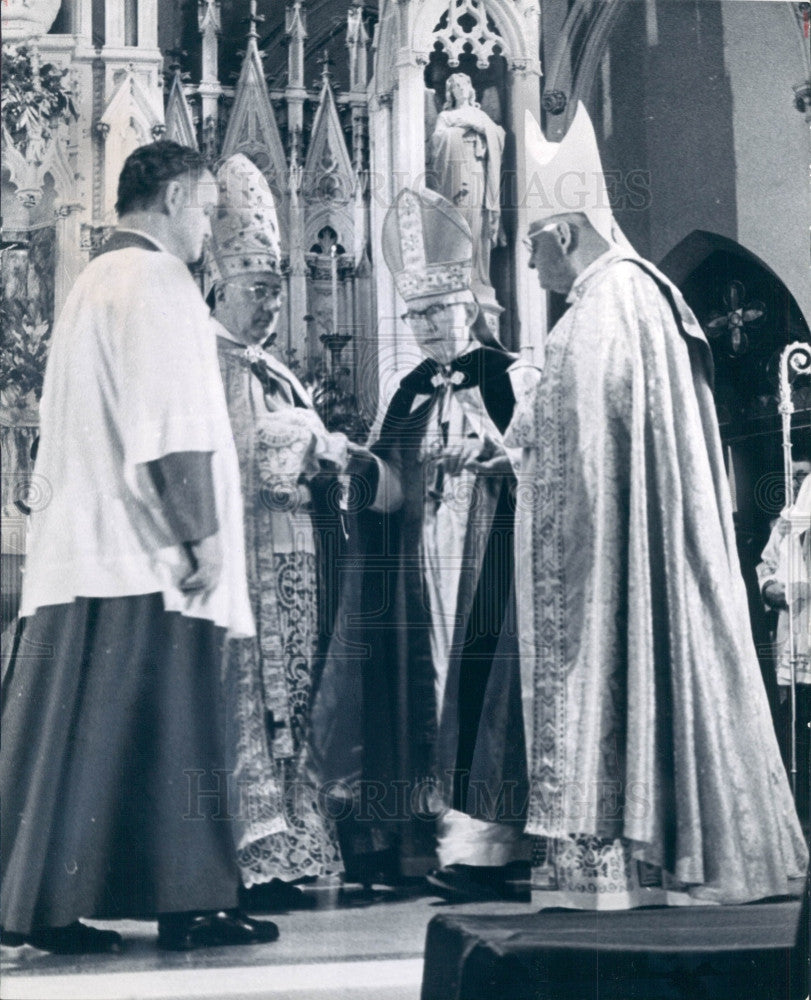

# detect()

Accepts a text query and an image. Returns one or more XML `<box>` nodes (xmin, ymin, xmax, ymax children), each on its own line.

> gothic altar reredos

<box><xmin>1</xmin><ymin>0</ymin><xmax>544</xmax><ymax>444</ymax></box>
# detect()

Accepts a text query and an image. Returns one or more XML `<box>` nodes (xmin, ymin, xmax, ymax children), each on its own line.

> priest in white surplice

<box><xmin>506</xmin><ymin>106</ymin><xmax>808</xmax><ymax>909</ymax></box>
<box><xmin>1</xmin><ymin>142</ymin><xmax>278</xmax><ymax>953</ymax></box>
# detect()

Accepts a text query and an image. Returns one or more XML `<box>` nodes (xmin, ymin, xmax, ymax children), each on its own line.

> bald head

<box><xmin>526</xmin><ymin>212</ymin><xmax>610</xmax><ymax>296</ymax></box>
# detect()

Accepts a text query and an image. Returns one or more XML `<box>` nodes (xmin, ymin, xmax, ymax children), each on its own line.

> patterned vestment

<box><xmin>507</xmin><ymin>249</ymin><xmax>808</xmax><ymax>908</ymax></box>
<box><xmin>218</xmin><ymin>329</ymin><xmax>343</xmax><ymax>886</ymax></box>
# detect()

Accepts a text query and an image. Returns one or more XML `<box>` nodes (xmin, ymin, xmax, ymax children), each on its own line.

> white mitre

<box><xmin>524</xmin><ymin>102</ymin><xmax>634</xmax><ymax>251</ymax></box>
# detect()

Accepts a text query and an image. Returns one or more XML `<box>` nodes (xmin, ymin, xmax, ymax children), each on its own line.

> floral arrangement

<box><xmin>0</xmin><ymin>300</ymin><xmax>51</xmax><ymax>402</ymax></box>
<box><xmin>1</xmin><ymin>44</ymin><xmax>77</xmax><ymax>158</ymax></box>
<box><xmin>283</xmin><ymin>349</ymin><xmax>370</xmax><ymax>443</ymax></box>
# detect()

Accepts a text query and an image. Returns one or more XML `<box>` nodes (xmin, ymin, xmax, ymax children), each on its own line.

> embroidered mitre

<box><xmin>206</xmin><ymin>153</ymin><xmax>282</xmax><ymax>291</ymax></box>
<box><xmin>382</xmin><ymin>187</ymin><xmax>473</xmax><ymax>305</ymax></box>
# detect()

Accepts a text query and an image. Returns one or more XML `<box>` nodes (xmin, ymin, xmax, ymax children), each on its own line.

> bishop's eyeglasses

<box><xmin>229</xmin><ymin>280</ymin><xmax>283</xmax><ymax>302</ymax></box>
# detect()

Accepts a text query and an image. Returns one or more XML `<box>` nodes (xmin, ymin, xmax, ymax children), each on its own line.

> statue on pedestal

<box><xmin>428</xmin><ymin>73</ymin><xmax>505</xmax><ymax>297</ymax></box>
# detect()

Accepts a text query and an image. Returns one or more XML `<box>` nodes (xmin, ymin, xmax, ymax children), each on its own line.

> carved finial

<box><xmin>244</xmin><ymin>0</ymin><xmax>265</xmax><ymax>41</ymax></box>
<box><xmin>198</xmin><ymin>0</ymin><xmax>221</xmax><ymax>34</ymax></box>
<box><xmin>286</xmin><ymin>0</ymin><xmax>308</xmax><ymax>91</ymax></box>
<box><xmin>346</xmin><ymin>3</ymin><xmax>369</xmax><ymax>92</ymax></box>
<box><xmin>318</xmin><ymin>48</ymin><xmax>333</xmax><ymax>83</ymax></box>
<box><xmin>166</xmin><ymin>44</ymin><xmax>187</xmax><ymax>75</ymax></box>
<box><xmin>286</xmin><ymin>0</ymin><xmax>308</xmax><ymax>38</ymax></box>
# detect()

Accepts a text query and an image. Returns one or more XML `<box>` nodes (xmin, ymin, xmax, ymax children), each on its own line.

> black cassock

<box><xmin>310</xmin><ymin>345</ymin><xmax>528</xmax><ymax>877</ymax></box>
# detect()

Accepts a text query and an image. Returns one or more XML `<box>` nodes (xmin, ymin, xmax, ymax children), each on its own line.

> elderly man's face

<box><xmin>526</xmin><ymin>224</ymin><xmax>575</xmax><ymax>296</ymax></box>
<box><xmin>402</xmin><ymin>296</ymin><xmax>477</xmax><ymax>366</ymax></box>
<box><xmin>216</xmin><ymin>272</ymin><xmax>285</xmax><ymax>345</ymax></box>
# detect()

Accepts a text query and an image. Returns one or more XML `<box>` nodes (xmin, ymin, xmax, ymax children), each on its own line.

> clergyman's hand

<box><xmin>762</xmin><ymin>580</ymin><xmax>788</xmax><ymax>611</ymax></box>
<box><xmin>465</xmin><ymin>452</ymin><xmax>514</xmax><ymax>476</ymax></box>
<box><xmin>442</xmin><ymin>437</ymin><xmax>483</xmax><ymax>477</ymax></box>
<box><xmin>180</xmin><ymin>534</ymin><xmax>223</xmax><ymax>596</ymax></box>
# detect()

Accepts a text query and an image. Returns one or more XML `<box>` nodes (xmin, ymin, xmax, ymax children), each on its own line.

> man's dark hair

<box><xmin>115</xmin><ymin>141</ymin><xmax>207</xmax><ymax>217</ymax></box>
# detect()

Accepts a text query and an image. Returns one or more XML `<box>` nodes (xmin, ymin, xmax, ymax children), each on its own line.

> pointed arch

<box><xmin>220</xmin><ymin>34</ymin><xmax>289</xmax><ymax>240</ymax></box>
<box><xmin>99</xmin><ymin>69</ymin><xmax>163</xmax><ymax>221</ymax></box>
<box><xmin>303</xmin><ymin>76</ymin><xmax>355</xmax><ymax>206</ymax></box>
<box><xmin>164</xmin><ymin>71</ymin><xmax>198</xmax><ymax>150</ymax></box>
<box><xmin>411</xmin><ymin>0</ymin><xmax>540</xmax><ymax>72</ymax></box>
<box><xmin>659</xmin><ymin>231</ymin><xmax>810</xmax><ymax>323</ymax></box>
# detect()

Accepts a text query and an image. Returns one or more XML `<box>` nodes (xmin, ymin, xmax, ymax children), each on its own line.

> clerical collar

<box><xmin>566</xmin><ymin>246</ymin><xmax>628</xmax><ymax>304</ymax></box>
<box><xmin>213</xmin><ymin>318</ymin><xmax>251</xmax><ymax>350</ymax></box>
<box><xmin>114</xmin><ymin>228</ymin><xmax>169</xmax><ymax>254</ymax></box>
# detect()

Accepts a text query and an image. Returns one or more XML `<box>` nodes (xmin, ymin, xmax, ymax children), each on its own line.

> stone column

<box><xmin>367</xmin><ymin>94</ymin><xmax>400</xmax><ymax>423</ymax></box>
<box><xmin>287</xmin><ymin>146</ymin><xmax>309</xmax><ymax>363</ymax></box>
<box><xmin>105</xmin><ymin>0</ymin><xmax>125</xmax><ymax>47</ymax></box>
<box><xmin>198</xmin><ymin>0</ymin><xmax>222</xmax><ymax>150</ymax></box>
<box><xmin>137</xmin><ymin>0</ymin><xmax>158</xmax><ymax>49</ymax></box>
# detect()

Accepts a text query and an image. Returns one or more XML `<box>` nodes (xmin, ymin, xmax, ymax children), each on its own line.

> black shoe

<box><xmin>338</xmin><ymin>882</ymin><xmax>401</xmax><ymax>907</ymax></box>
<box><xmin>340</xmin><ymin>846</ymin><xmax>400</xmax><ymax>887</ymax></box>
<box><xmin>26</xmin><ymin>922</ymin><xmax>123</xmax><ymax>954</ymax></box>
<box><xmin>0</xmin><ymin>927</ymin><xmax>27</xmax><ymax>948</ymax></box>
<box><xmin>426</xmin><ymin>865</ymin><xmax>531</xmax><ymax>903</ymax></box>
<box><xmin>239</xmin><ymin>879</ymin><xmax>317</xmax><ymax>913</ymax></box>
<box><xmin>157</xmin><ymin>910</ymin><xmax>280</xmax><ymax>951</ymax></box>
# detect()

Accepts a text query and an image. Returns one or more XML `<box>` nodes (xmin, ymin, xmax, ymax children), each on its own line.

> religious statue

<box><xmin>428</xmin><ymin>73</ymin><xmax>506</xmax><ymax>293</ymax></box>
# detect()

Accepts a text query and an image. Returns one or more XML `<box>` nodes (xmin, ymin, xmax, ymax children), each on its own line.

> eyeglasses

<box><xmin>401</xmin><ymin>303</ymin><xmax>447</xmax><ymax>324</ymax></box>
<box><xmin>229</xmin><ymin>281</ymin><xmax>282</xmax><ymax>302</ymax></box>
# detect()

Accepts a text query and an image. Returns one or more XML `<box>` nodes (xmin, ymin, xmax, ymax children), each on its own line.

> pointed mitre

<box><xmin>206</xmin><ymin>154</ymin><xmax>282</xmax><ymax>289</ymax></box>
<box><xmin>524</xmin><ymin>103</ymin><xmax>628</xmax><ymax>247</ymax></box>
<box><xmin>382</xmin><ymin>187</ymin><xmax>473</xmax><ymax>305</ymax></box>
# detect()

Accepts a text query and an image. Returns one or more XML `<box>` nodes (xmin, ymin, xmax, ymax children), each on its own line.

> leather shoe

<box><xmin>426</xmin><ymin>864</ymin><xmax>530</xmax><ymax>903</ymax></box>
<box><xmin>239</xmin><ymin>879</ymin><xmax>317</xmax><ymax>913</ymax></box>
<box><xmin>158</xmin><ymin>910</ymin><xmax>279</xmax><ymax>951</ymax></box>
<box><xmin>26</xmin><ymin>922</ymin><xmax>123</xmax><ymax>954</ymax></box>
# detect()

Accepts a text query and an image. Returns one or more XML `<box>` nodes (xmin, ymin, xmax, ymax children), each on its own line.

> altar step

<box><xmin>2</xmin><ymin>957</ymin><xmax>425</xmax><ymax>1000</ymax></box>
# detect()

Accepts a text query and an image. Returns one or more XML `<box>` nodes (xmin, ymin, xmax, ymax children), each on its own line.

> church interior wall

<box><xmin>567</xmin><ymin>0</ymin><xmax>809</xmax><ymax>329</ymax></box>
<box><xmin>537</xmin><ymin>0</ymin><xmax>810</xmax><ymax>614</ymax></box>
<box><xmin>594</xmin><ymin>0</ymin><xmax>739</xmax><ymax>273</ymax></box>
<box><xmin>721</xmin><ymin>0</ymin><xmax>810</xmax><ymax>325</ymax></box>
<box><xmin>2</xmin><ymin>0</ymin><xmax>808</xmax><ymax>448</ymax></box>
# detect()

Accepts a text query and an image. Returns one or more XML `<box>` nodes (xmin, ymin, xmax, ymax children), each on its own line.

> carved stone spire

<box><xmin>303</xmin><ymin>60</ymin><xmax>354</xmax><ymax>206</ymax></box>
<box><xmin>164</xmin><ymin>69</ymin><xmax>198</xmax><ymax>150</ymax></box>
<box><xmin>198</xmin><ymin>0</ymin><xmax>221</xmax><ymax>85</ymax></box>
<box><xmin>285</xmin><ymin>0</ymin><xmax>308</xmax><ymax>136</ymax></box>
<box><xmin>221</xmin><ymin>0</ymin><xmax>288</xmax><ymax>233</ymax></box>
<box><xmin>346</xmin><ymin>2</ymin><xmax>369</xmax><ymax>94</ymax></box>
<box><xmin>286</xmin><ymin>1</ymin><xmax>308</xmax><ymax>91</ymax></box>
<box><xmin>197</xmin><ymin>0</ymin><xmax>222</xmax><ymax>157</ymax></box>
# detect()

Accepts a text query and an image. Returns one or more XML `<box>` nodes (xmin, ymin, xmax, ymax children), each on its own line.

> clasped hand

<box><xmin>441</xmin><ymin>437</ymin><xmax>512</xmax><ymax>477</ymax></box>
<box><xmin>180</xmin><ymin>534</ymin><xmax>223</xmax><ymax>595</ymax></box>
